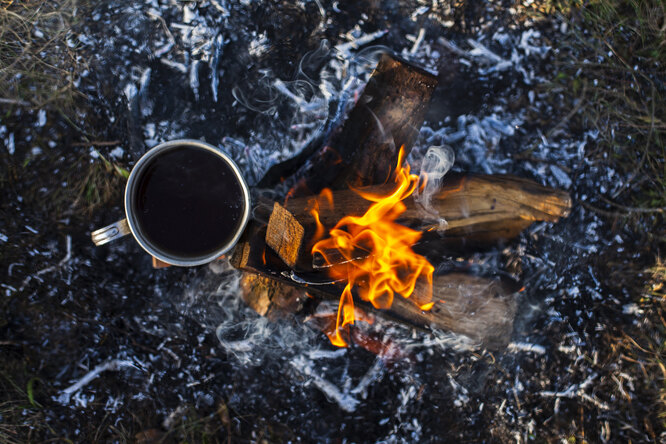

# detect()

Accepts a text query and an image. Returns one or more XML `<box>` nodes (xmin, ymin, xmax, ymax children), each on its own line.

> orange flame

<box><xmin>308</xmin><ymin>188</ymin><xmax>334</xmax><ymax>245</ymax></box>
<box><xmin>312</xmin><ymin>147</ymin><xmax>434</xmax><ymax>346</ymax></box>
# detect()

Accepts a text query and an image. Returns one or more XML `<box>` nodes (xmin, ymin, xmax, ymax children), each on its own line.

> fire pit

<box><xmin>3</xmin><ymin>1</ymin><xmax>661</xmax><ymax>442</ymax></box>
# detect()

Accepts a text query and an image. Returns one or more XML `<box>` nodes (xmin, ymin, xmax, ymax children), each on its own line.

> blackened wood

<box><xmin>289</xmin><ymin>53</ymin><xmax>438</xmax><ymax>196</ymax></box>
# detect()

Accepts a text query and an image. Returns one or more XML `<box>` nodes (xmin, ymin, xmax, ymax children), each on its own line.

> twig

<box><xmin>598</xmin><ymin>195</ymin><xmax>665</xmax><ymax>214</ymax></box>
<box><xmin>579</xmin><ymin>200</ymin><xmax>622</xmax><ymax>218</ymax></box>
<box><xmin>58</xmin><ymin>359</ymin><xmax>137</xmax><ymax>403</ymax></box>
<box><xmin>410</xmin><ymin>28</ymin><xmax>426</xmax><ymax>55</ymax></box>
<box><xmin>0</xmin><ymin>97</ymin><xmax>32</xmax><ymax>106</ymax></box>
<box><xmin>541</xmin><ymin>373</ymin><xmax>609</xmax><ymax>410</ymax></box>
<box><xmin>507</xmin><ymin>342</ymin><xmax>546</xmax><ymax>354</ymax></box>
<box><xmin>70</xmin><ymin>140</ymin><xmax>120</xmax><ymax>147</ymax></box>
<box><xmin>580</xmin><ymin>199</ymin><xmax>663</xmax><ymax>218</ymax></box>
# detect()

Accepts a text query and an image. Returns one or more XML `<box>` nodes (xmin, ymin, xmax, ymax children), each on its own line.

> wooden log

<box><xmin>237</xmin><ymin>53</ymin><xmax>528</xmax><ymax>350</ymax></box>
<box><xmin>240</xmin><ymin>273</ymin><xmax>307</xmax><ymax>320</ymax></box>
<box><xmin>265</xmin><ymin>173</ymin><xmax>571</xmax><ymax>269</ymax></box>
<box><xmin>230</xmin><ymin>228</ymin><xmax>517</xmax><ymax>349</ymax></box>
<box><xmin>390</xmin><ymin>274</ymin><xmax>516</xmax><ymax>349</ymax></box>
<box><xmin>281</xmin><ymin>53</ymin><xmax>438</xmax><ymax>196</ymax></box>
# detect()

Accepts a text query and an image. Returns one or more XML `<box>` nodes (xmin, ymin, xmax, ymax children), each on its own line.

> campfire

<box><xmin>230</xmin><ymin>53</ymin><xmax>571</xmax><ymax>352</ymax></box>
<box><xmin>311</xmin><ymin>147</ymin><xmax>434</xmax><ymax>346</ymax></box>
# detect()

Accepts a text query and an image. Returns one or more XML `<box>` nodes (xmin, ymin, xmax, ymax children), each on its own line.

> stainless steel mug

<box><xmin>91</xmin><ymin>139</ymin><xmax>250</xmax><ymax>266</ymax></box>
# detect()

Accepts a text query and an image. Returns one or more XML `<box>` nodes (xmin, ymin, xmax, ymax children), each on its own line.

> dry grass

<box><xmin>69</xmin><ymin>152</ymin><xmax>127</xmax><ymax>217</ymax></box>
<box><xmin>608</xmin><ymin>260</ymin><xmax>666</xmax><ymax>437</ymax></box>
<box><xmin>644</xmin><ymin>261</ymin><xmax>666</xmax><ymax>426</ymax></box>
<box><xmin>555</xmin><ymin>0</ymin><xmax>666</xmax><ymax>229</ymax></box>
<box><xmin>0</xmin><ymin>0</ymin><xmax>126</xmax><ymax>219</ymax></box>
<box><xmin>0</xmin><ymin>0</ymin><xmax>84</xmax><ymax>111</ymax></box>
<box><xmin>0</xmin><ymin>364</ymin><xmax>51</xmax><ymax>444</ymax></box>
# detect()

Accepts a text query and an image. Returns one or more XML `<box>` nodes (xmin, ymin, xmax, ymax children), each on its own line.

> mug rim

<box><xmin>123</xmin><ymin>139</ymin><xmax>251</xmax><ymax>267</ymax></box>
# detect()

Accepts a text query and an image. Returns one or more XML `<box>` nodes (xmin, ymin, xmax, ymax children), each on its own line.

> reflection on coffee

<box><xmin>133</xmin><ymin>146</ymin><xmax>245</xmax><ymax>258</ymax></box>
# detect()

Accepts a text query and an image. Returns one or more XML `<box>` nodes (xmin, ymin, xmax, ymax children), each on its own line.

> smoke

<box><xmin>413</xmin><ymin>145</ymin><xmax>455</xmax><ymax>229</ymax></box>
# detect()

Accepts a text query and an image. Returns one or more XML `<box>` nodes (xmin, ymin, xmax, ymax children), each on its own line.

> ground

<box><xmin>0</xmin><ymin>0</ymin><xmax>664</xmax><ymax>443</ymax></box>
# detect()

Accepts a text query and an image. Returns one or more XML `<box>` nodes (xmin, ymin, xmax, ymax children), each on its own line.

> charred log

<box><xmin>282</xmin><ymin>53</ymin><xmax>438</xmax><ymax>196</ymax></box>
<box><xmin>231</xmin><ymin>226</ymin><xmax>517</xmax><ymax>349</ymax></box>
<box><xmin>265</xmin><ymin>173</ymin><xmax>571</xmax><ymax>269</ymax></box>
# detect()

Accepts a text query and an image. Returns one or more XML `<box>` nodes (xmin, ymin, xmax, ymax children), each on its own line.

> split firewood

<box><xmin>239</xmin><ymin>273</ymin><xmax>307</xmax><ymax>320</ymax></box>
<box><xmin>266</xmin><ymin>173</ymin><xmax>571</xmax><ymax>269</ymax></box>
<box><xmin>264</xmin><ymin>53</ymin><xmax>438</xmax><ymax>195</ymax></box>
<box><xmin>234</xmin><ymin>223</ymin><xmax>309</xmax><ymax>319</ymax></box>
<box><xmin>231</xmin><ymin>228</ymin><xmax>517</xmax><ymax>349</ymax></box>
<box><xmin>265</xmin><ymin>202</ymin><xmax>305</xmax><ymax>269</ymax></box>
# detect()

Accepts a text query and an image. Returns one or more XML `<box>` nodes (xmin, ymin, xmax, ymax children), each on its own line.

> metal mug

<box><xmin>91</xmin><ymin>139</ymin><xmax>251</xmax><ymax>266</ymax></box>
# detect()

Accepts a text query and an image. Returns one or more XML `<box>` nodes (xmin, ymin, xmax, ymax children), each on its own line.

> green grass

<box><xmin>0</xmin><ymin>361</ymin><xmax>52</xmax><ymax>444</ymax></box>
<box><xmin>554</xmin><ymin>0</ymin><xmax>665</xmax><ymax>231</ymax></box>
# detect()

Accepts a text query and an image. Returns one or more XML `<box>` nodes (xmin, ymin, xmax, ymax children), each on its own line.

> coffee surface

<box><xmin>134</xmin><ymin>146</ymin><xmax>245</xmax><ymax>259</ymax></box>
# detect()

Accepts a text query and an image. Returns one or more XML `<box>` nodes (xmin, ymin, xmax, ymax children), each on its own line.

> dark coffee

<box><xmin>133</xmin><ymin>146</ymin><xmax>245</xmax><ymax>258</ymax></box>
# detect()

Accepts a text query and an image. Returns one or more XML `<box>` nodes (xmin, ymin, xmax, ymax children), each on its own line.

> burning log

<box><xmin>262</xmin><ymin>53</ymin><xmax>438</xmax><ymax>194</ymax></box>
<box><xmin>266</xmin><ymin>173</ymin><xmax>571</xmax><ymax>269</ymax></box>
<box><xmin>234</xmin><ymin>52</ymin><xmax>566</xmax><ymax>352</ymax></box>
<box><xmin>231</xmin><ymin>225</ymin><xmax>517</xmax><ymax>349</ymax></box>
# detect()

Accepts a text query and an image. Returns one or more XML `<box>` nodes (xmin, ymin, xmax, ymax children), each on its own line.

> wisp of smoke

<box><xmin>414</xmin><ymin>145</ymin><xmax>455</xmax><ymax>229</ymax></box>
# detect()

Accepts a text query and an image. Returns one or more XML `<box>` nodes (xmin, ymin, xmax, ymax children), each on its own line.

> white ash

<box><xmin>507</xmin><ymin>342</ymin><xmax>546</xmax><ymax>355</ymax></box>
<box><xmin>290</xmin><ymin>355</ymin><xmax>360</xmax><ymax>413</ymax></box>
<box><xmin>109</xmin><ymin>146</ymin><xmax>124</xmax><ymax>159</ymax></box>
<box><xmin>6</xmin><ymin>133</ymin><xmax>14</xmax><ymax>155</ymax></box>
<box><xmin>37</xmin><ymin>109</ymin><xmax>47</xmax><ymax>127</ymax></box>
<box><xmin>335</xmin><ymin>28</ymin><xmax>388</xmax><ymax>59</ymax></box>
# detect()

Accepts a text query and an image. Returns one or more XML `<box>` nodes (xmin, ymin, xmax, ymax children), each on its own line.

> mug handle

<box><xmin>91</xmin><ymin>219</ymin><xmax>131</xmax><ymax>246</ymax></box>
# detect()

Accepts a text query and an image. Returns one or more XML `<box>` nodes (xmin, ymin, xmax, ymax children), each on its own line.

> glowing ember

<box><xmin>312</xmin><ymin>147</ymin><xmax>434</xmax><ymax>346</ymax></box>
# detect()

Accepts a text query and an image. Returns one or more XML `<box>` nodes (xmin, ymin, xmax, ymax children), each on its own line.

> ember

<box><xmin>312</xmin><ymin>147</ymin><xmax>434</xmax><ymax>346</ymax></box>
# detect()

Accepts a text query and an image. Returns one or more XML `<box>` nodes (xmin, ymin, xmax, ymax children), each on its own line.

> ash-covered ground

<box><xmin>1</xmin><ymin>1</ymin><xmax>663</xmax><ymax>442</ymax></box>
